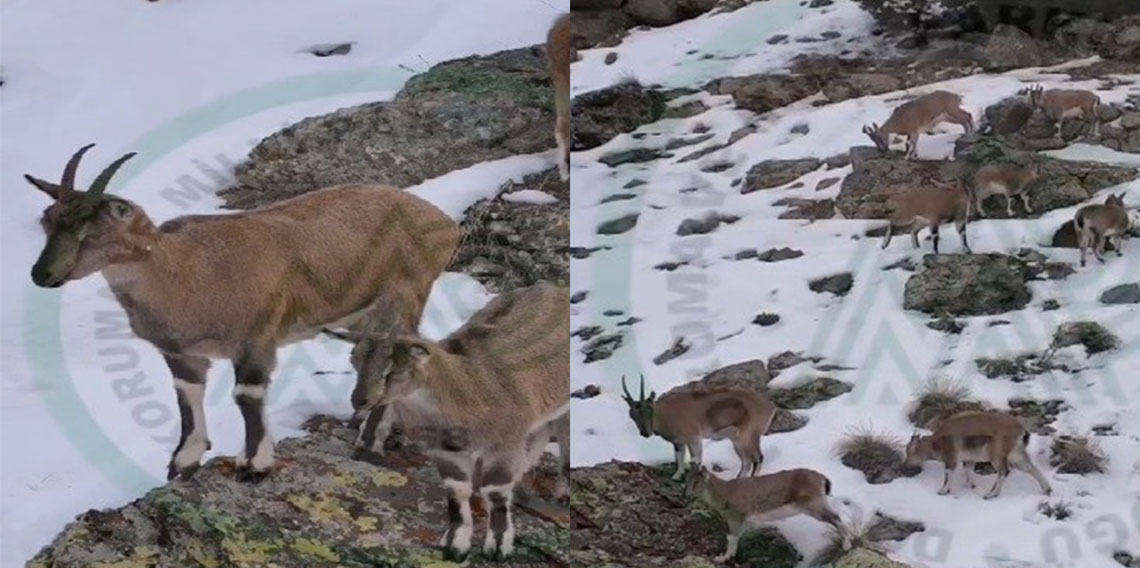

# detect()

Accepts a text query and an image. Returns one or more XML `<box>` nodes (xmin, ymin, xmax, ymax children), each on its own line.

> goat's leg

<box><xmin>687</xmin><ymin>439</ymin><xmax>704</xmax><ymax>473</ymax></box>
<box><xmin>436</xmin><ymin>453</ymin><xmax>477</xmax><ymax>560</ymax></box>
<box><xmin>554</xmin><ymin>414</ymin><xmax>570</xmax><ymax>500</ymax></box>
<box><xmin>556</xmin><ymin>111</ymin><xmax>570</xmax><ymax>182</ymax></box>
<box><xmin>961</xmin><ymin>461</ymin><xmax>977</xmax><ymax>490</ymax></box>
<box><xmin>1113</xmin><ymin>235</ymin><xmax>1125</xmax><ymax>257</ymax></box>
<box><xmin>233</xmin><ymin>351</ymin><xmax>276</xmax><ymax>482</ymax></box>
<box><xmin>949</xmin><ymin>108</ymin><xmax>974</xmax><ymax>134</ymax></box>
<box><xmin>481</xmin><ymin>452</ymin><xmax>525</xmax><ymax>559</ymax></box>
<box><xmin>1010</xmin><ymin>448</ymin><xmax>1052</xmax><ymax>496</ymax></box>
<box><xmin>984</xmin><ymin>460</ymin><xmax>1009</xmax><ymax>499</ymax></box>
<box><xmin>1094</xmin><ymin>233</ymin><xmax>1107</xmax><ymax>264</ymax></box>
<box><xmin>938</xmin><ymin>460</ymin><xmax>957</xmax><ymax>495</ymax></box>
<box><xmin>881</xmin><ymin>223</ymin><xmax>894</xmax><ymax>250</ymax></box>
<box><xmin>931</xmin><ymin>223</ymin><xmax>942</xmax><ymax>254</ymax></box>
<box><xmin>905</xmin><ymin>133</ymin><xmax>919</xmax><ymax>159</ymax></box>
<box><xmin>1020</xmin><ymin>191</ymin><xmax>1034</xmax><ymax>213</ymax></box>
<box><xmin>911</xmin><ymin>223</ymin><xmax>922</xmax><ymax>249</ymax></box>
<box><xmin>1005</xmin><ymin>194</ymin><xmax>1015</xmax><ymax>217</ymax></box>
<box><xmin>956</xmin><ymin>215</ymin><xmax>971</xmax><ymax>253</ymax></box>
<box><xmin>353</xmin><ymin>404</ymin><xmax>394</xmax><ymax>460</ymax></box>
<box><xmin>801</xmin><ymin>498</ymin><xmax>851</xmax><ymax>550</ymax></box>
<box><xmin>714</xmin><ymin>514</ymin><xmax>746</xmax><ymax>563</ymax></box>
<box><xmin>671</xmin><ymin>442</ymin><xmax>688</xmax><ymax>480</ymax></box>
<box><xmin>164</xmin><ymin>354</ymin><xmax>212</xmax><ymax>480</ymax></box>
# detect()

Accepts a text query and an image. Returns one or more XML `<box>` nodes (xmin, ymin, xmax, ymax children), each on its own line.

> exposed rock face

<box><xmin>569</xmin><ymin>462</ymin><xmax>801</xmax><ymax>567</ymax></box>
<box><xmin>220</xmin><ymin>46</ymin><xmax>556</xmax><ymax>209</ymax></box>
<box><xmin>450</xmin><ymin>169</ymin><xmax>569</xmax><ymax>292</ymax></box>
<box><xmin>30</xmin><ymin>418</ymin><xmax>568</xmax><ymax>567</ymax></box>
<box><xmin>850</xmin><ymin>0</ymin><xmax>983</xmax><ymax>34</ymax></box>
<box><xmin>1101</xmin><ymin>283</ymin><xmax>1140</xmax><ymax>305</ymax></box>
<box><xmin>569</xmin><ymin>0</ymin><xmax>728</xmax><ymax>49</ymax></box>
<box><xmin>742</xmin><ymin>158</ymin><xmax>821</xmax><ymax>193</ymax></box>
<box><xmin>837</xmin><ymin>140</ymin><xmax>1139</xmax><ymax>219</ymax></box>
<box><xmin>570</xmin><ymin>82</ymin><xmax>666</xmax><ymax>151</ymax></box>
<box><xmin>904</xmin><ymin>254</ymin><xmax>1032</xmax><ymax>316</ymax></box>
<box><xmin>1056</xmin><ymin>15</ymin><xmax>1140</xmax><ymax>62</ymax></box>
<box><xmin>983</xmin><ymin>24</ymin><xmax>1051</xmax><ymax>70</ymax></box>
<box><xmin>980</xmin><ymin>96</ymin><xmax>1140</xmax><ymax>153</ymax></box>
<box><xmin>1050</xmin><ymin>321</ymin><xmax>1120</xmax><ymax>356</ymax></box>
<box><xmin>809</xmin><ymin>273</ymin><xmax>854</xmax><ymax>297</ymax></box>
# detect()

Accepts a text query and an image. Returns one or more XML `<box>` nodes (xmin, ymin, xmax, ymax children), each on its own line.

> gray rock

<box><xmin>220</xmin><ymin>46</ymin><xmax>556</xmax><ymax>209</ymax></box>
<box><xmin>569</xmin><ymin>9</ymin><xmax>635</xmax><ymax>49</ymax></box>
<box><xmin>598</xmin><ymin>213</ymin><xmax>640</xmax><ymax>235</ymax></box>
<box><xmin>703</xmin><ymin>359</ymin><xmax>772</xmax><ymax>388</ymax></box>
<box><xmin>904</xmin><ymin>254</ymin><xmax>1031</xmax><ymax>316</ymax></box>
<box><xmin>599</xmin><ymin>147</ymin><xmax>668</xmax><ymax>166</ymax></box>
<box><xmin>583</xmin><ymin>333</ymin><xmax>625</xmax><ymax>363</ymax></box>
<box><xmin>768</xmin><ymin>377</ymin><xmax>852</xmax><ymax>410</ymax></box>
<box><xmin>752</xmin><ymin>313</ymin><xmax>780</xmax><ymax>326</ymax></box>
<box><xmin>983</xmin><ymin>25</ymin><xmax>1046</xmax><ymax>70</ymax></box>
<box><xmin>742</xmin><ymin>158</ymin><xmax>821</xmax><ymax>193</ymax></box>
<box><xmin>676</xmin><ymin>212</ymin><xmax>740</xmax><ymax>236</ymax></box>
<box><xmin>774</xmin><ymin>198</ymin><xmax>835</xmax><ymax>220</ymax></box>
<box><xmin>756</xmin><ymin>247</ymin><xmax>804</xmax><ymax>262</ymax></box>
<box><xmin>809</xmin><ymin>272</ymin><xmax>854</xmax><ymax>296</ymax></box>
<box><xmin>653</xmin><ymin>338</ymin><xmax>690</xmax><ymax>365</ymax></box>
<box><xmin>571</xmin><ymin>82</ymin><xmax>666</xmax><ymax>151</ymax></box>
<box><xmin>768</xmin><ymin>351</ymin><xmax>806</xmax><ymax>373</ymax></box>
<box><xmin>1100</xmin><ymin>283</ymin><xmax>1140</xmax><ymax>304</ymax></box>
<box><xmin>1050</xmin><ymin>321</ymin><xmax>1120</xmax><ymax>355</ymax></box>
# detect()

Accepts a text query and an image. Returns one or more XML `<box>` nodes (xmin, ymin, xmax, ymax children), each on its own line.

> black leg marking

<box><xmin>488</xmin><ymin>491</ymin><xmax>510</xmax><ymax>556</ymax></box>
<box><xmin>445</xmin><ymin>490</ymin><xmax>463</xmax><ymax>548</ymax></box>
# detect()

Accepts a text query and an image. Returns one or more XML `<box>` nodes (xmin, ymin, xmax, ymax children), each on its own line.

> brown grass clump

<box><xmin>1050</xmin><ymin>435</ymin><xmax>1108</xmax><ymax>474</ymax></box>
<box><xmin>834</xmin><ymin>426</ymin><xmax>911</xmax><ymax>484</ymax></box>
<box><xmin>907</xmin><ymin>377</ymin><xmax>989</xmax><ymax>429</ymax></box>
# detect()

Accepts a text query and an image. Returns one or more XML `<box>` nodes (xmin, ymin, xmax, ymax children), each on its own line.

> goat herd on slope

<box><xmin>21</xmin><ymin>14</ymin><xmax>571</xmax><ymax>563</ymax></box>
<box><xmin>610</xmin><ymin>84</ymin><xmax>1137</xmax><ymax>561</ymax></box>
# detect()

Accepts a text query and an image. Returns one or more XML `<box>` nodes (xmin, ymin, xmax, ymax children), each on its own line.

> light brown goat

<box><xmin>863</xmin><ymin>90</ymin><xmax>974</xmax><ymax>159</ymax></box>
<box><xmin>973</xmin><ymin>161</ymin><xmax>1040</xmax><ymax>217</ymax></box>
<box><xmin>881</xmin><ymin>180</ymin><xmax>973</xmax><ymax>254</ymax></box>
<box><xmin>1028</xmin><ymin>85</ymin><xmax>1101</xmax><ymax>137</ymax></box>
<box><xmin>345</xmin><ymin>283</ymin><xmax>568</xmax><ymax>560</ymax></box>
<box><xmin>1075</xmin><ymin>192</ymin><xmax>1132</xmax><ymax>267</ymax></box>
<box><xmin>623</xmin><ymin>375</ymin><xmax>776</xmax><ymax>480</ymax></box>
<box><xmin>547</xmin><ymin>14</ymin><xmax>571</xmax><ymax>181</ymax></box>
<box><xmin>24</xmin><ymin>144</ymin><xmax>461</xmax><ymax>481</ymax></box>
<box><xmin>905</xmin><ymin>411</ymin><xmax>1052</xmax><ymax>499</ymax></box>
<box><xmin>686</xmin><ymin>467</ymin><xmax>850</xmax><ymax>563</ymax></box>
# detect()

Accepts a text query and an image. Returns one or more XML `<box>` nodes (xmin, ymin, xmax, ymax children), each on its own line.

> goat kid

<box><xmin>547</xmin><ymin>14</ymin><xmax>571</xmax><ymax>181</ymax></box>
<box><xmin>623</xmin><ymin>374</ymin><xmax>776</xmax><ymax>480</ymax></box>
<box><xmin>1075</xmin><ymin>192</ymin><xmax>1132</xmax><ymax>267</ymax></box>
<box><xmin>25</xmin><ymin>144</ymin><xmax>460</xmax><ymax>481</ymax></box>
<box><xmin>345</xmin><ymin>283</ymin><xmax>568</xmax><ymax>560</ymax></box>
<box><xmin>686</xmin><ymin>467</ymin><xmax>851</xmax><ymax>563</ymax></box>
<box><xmin>905</xmin><ymin>411</ymin><xmax>1052</xmax><ymax>498</ymax></box>
<box><xmin>1028</xmin><ymin>85</ymin><xmax>1101</xmax><ymax>138</ymax></box>
<box><xmin>881</xmin><ymin>180</ymin><xmax>973</xmax><ymax>254</ymax></box>
<box><xmin>863</xmin><ymin>90</ymin><xmax>974</xmax><ymax>160</ymax></box>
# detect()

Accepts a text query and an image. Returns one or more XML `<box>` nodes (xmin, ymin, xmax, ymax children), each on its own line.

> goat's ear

<box><xmin>393</xmin><ymin>336</ymin><xmax>431</xmax><ymax>364</ymax></box>
<box><xmin>108</xmin><ymin>199</ymin><xmax>135</xmax><ymax>221</ymax></box>
<box><xmin>24</xmin><ymin>175</ymin><xmax>64</xmax><ymax>200</ymax></box>
<box><xmin>322</xmin><ymin>328</ymin><xmax>357</xmax><ymax>342</ymax></box>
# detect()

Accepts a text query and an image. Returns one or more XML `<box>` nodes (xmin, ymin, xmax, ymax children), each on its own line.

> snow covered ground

<box><xmin>570</xmin><ymin>2</ymin><xmax>1140</xmax><ymax>567</ymax></box>
<box><xmin>0</xmin><ymin>1</ymin><xmax>562</xmax><ymax>565</ymax></box>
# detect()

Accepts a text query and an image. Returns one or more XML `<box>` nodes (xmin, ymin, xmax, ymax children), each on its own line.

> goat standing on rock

<box><xmin>342</xmin><ymin>283</ymin><xmax>569</xmax><ymax>560</ymax></box>
<box><xmin>863</xmin><ymin>90</ymin><xmax>974</xmax><ymax>160</ymax></box>
<box><xmin>24</xmin><ymin>144</ymin><xmax>461</xmax><ymax>482</ymax></box>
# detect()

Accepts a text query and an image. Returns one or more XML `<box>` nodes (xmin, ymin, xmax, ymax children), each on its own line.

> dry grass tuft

<box><xmin>1050</xmin><ymin>435</ymin><xmax>1108</xmax><ymax>475</ymax></box>
<box><xmin>1038</xmin><ymin>500</ymin><xmax>1074</xmax><ymax>521</ymax></box>
<box><xmin>834</xmin><ymin>425</ymin><xmax>908</xmax><ymax>484</ymax></box>
<box><xmin>907</xmin><ymin>377</ymin><xmax>989</xmax><ymax>429</ymax></box>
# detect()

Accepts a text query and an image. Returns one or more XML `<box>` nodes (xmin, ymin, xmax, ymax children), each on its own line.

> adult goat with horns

<box><xmin>24</xmin><ymin>144</ymin><xmax>461</xmax><ymax>481</ymax></box>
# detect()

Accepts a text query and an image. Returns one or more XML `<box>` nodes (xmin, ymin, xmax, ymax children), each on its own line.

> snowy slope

<box><xmin>0</xmin><ymin>1</ymin><xmax>563</xmax><ymax>565</ymax></box>
<box><xmin>569</xmin><ymin>2</ymin><xmax>1140</xmax><ymax>567</ymax></box>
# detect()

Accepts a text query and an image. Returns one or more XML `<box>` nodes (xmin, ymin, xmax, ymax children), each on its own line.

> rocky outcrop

<box><xmin>1056</xmin><ymin>15</ymin><xmax>1140</xmax><ymax>62</ymax></box>
<box><xmin>31</xmin><ymin>417</ymin><xmax>568</xmax><ymax>568</ymax></box>
<box><xmin>837</xmin><ymin>141</ymin><xmax>1139</xmax><ymax>219</ymax></box>
<box><xmin>219</xmin><ymin>46</ymin><xmax>556</xmax><ymax>209</ymax></box>
<box><xmin>1100</xmin><ymin>283</ymin><xmax>1140</xmax><ymax>305</ymax></box>
<box><xmin>904</xmin><ymin>254</ymin><xmax>1032</xmax><ymax>316</ymax></box>
<box><xmin>569</xmin><ymin>462</ymin><xmax>801</xmax><ymax>567</ymax></box>
<box><xmin>742</xmin><ymin>158</ymin><xmax>821</xmax><ymax>193</ymax></box>
<box><xmin>450</xmin><ymin>169</ymin><xmax>569</xmax><ymax>292</ymax></box>
<box><xmin>570</xmin><ymin>82</ymin><xmax>667</xmax><ymax>151</ymax></box>
<box><xmin>569</xmin><ymin>0</ymin><xmax>730</xmax><ymax>49</ymax></box>
<box><xmin>980</xmin><ymin>95</ymin><xmax>1140</xmax><ymax>153</ymax></box>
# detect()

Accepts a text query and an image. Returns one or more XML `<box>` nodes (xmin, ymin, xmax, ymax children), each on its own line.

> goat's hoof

<box><xmin>352</xmin><ymin>447</ymin><xmax>385</xmax><ymax>465</ymax></box>
<box><xmin>167</xmin><ymin>462</ymin><xmax>200</xmax><ymax>481</ymax></box>
<box><xmin>983</xmin><ymin>493</ymin><xmax>998</xmax><ymax>500</ymax></box>
<box><xmin>937</xmin><ymin>489</ymin><xmax>951</xmax><ymax>496</ymax></box>
<box><xmin>443</xmin><ymin>546</ymin><xmax>470</xmax><ymax>562</ymax></box>
<box><xmin>236</xmin><ymin>467</ymin><xmax>271</xmax><ymax>483</ymax></box>
<box><xmin>483</xmin><ymin>546</ymin><xmax>512</xmax><ymax>562</ymax></box>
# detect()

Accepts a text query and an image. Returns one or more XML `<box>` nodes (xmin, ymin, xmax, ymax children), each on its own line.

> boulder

<box><xmin>836</xmin><ymin>148</ymin><xmax>965</xmax><ymax>218</ymax></box>
<box><xmin>570</xmin><ymin>82</ymin><xmax>666</xmax><ymax>151</ymax></box>
<box><xmin>904</xmin><ymin>254</ymin><xmax>1031</xmax><ymax>316</ymax></box>
<box><xmin>1100</xmin><ymin>283</ymin><xmax>1140</xmax><ymax>305</ymax></box>
<box><xmin>742</xmin><ymin>158</ymin><xmax>821</xmax><ymax>193</ymax></box>
<box><xmin>982</xmin><ymin>25</ymin><xmax>1046</xmax><ymax>70</ymax></box>
<box><xmin>220</xmin><ymin>46</ymin><xmax>556</xmax><ymax>209</ymax></box>
<box><xmin>809</xmin><ymin>273</ymin><xmax>854</xmax><ymax>297</ymax></box>
<box><xmin>30</xmin><ymin>417</ymin><xmax>568</xmax><ymax>567</ymax></box>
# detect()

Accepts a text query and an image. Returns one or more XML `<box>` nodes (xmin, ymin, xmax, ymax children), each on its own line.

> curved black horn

<box><xmin>60</xmin><ymin>143</ymin><xmax>96</xmax><ymax>190</ymax></box>
<box><xmin>639</xmin><ymin>374</ymin><xmax>646</xmax><ymax>401</ymax></box>
<box><xmin>621</xmin><ymin>375</ymin><xmax>633</xmax><ymax>401</ymax></box>
<box><xmin>88</xmin><ymin>152</ymin><xmax>137</xmax><ymax>195</ymax></box>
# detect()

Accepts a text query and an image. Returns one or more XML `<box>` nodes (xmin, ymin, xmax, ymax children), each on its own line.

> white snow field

<box><xmin>0</xmin><ymin>1</ymin><xmax>564</xmax><ymax>565</ymax></box>
<box><xmin>570</xmin><ymin>1</ymin><xmax>1140</xmax><ymax>567</ymax></box>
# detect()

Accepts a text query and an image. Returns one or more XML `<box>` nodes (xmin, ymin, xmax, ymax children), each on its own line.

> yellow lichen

<box><xmin>290</xmin><ymin>538</ymin><xmax>340</xmax><ymax>563</ymax></box>
<box><xmin>371</xmin><ymin>469</ymin><xmax>409</xmax><ymax>487</ymax></box>
<box><xmin>355</xmin><ymin>516</ymin><xmax>379</xmax><ymax>531</ymax></box>
<box><xmin>286</xmin><ymin>493</ymin><xmax>353</xmax><ymax>524</ymax></box>
<box><xmin>221</xmin><ymin>535</ymin><xmax>276</xmax><ymax>564</ymax></box>
<box><xmin>185</xmin><ymin>541</ymin><xmax>221</xmax><ymax>568</ymax></box>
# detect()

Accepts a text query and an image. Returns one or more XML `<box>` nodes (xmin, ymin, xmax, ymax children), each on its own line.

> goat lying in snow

<box><xmin>24</xmin><ymin>144</ymin><xmax>461</xmax><ymax>481</ymax></box>
<box><xmin>343</xmin><ymin>283</ymin><xmax>568</xmax><ymax>560</ymax></box>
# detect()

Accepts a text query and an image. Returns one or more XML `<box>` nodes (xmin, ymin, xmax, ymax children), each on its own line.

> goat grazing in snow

<box><xmin>547</xmin><ymin>14</ymin><xmax>571</xmax><ymax>181</ymax></box>
<box><xmin>862</xmin><ymin>90</ymin><xmax>974</xmax><ymax>160</ymax></box>
<box><xmin>622</xmin><ymin>374</ymin><xmax>776</xmax><ymax>480</ymax></box>
<box><xmin>905</xmin><ymin>411</ymin><xmax>1052</xmax><ymax>498</ymax></box>
<box><xmin>24</xmin><ymin>144</ymin><xmax>461</xmax><ymax>481</ymax></box>
<box><xmin>342</xmin><ymin>283</ymin><xmax>568</xmax><ymax>560</ymax></box>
